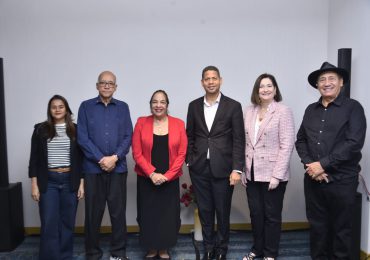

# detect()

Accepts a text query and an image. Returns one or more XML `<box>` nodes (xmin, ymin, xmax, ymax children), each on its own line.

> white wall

<box><xmin>328</xmin><ymin>0</ymin><xmax>370</xmax><ymax>253</ymax></box>
<box><xmin>0</xmin><ymin>0</ymin><xmax>329</xmax><ymax>228</ymax></box>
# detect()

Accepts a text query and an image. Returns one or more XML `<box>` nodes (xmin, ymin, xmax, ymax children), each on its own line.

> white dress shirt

<box><xmin>204</xmin><ymin>93</ymin><xmax>221</xmax><ymax>159</ymax></box>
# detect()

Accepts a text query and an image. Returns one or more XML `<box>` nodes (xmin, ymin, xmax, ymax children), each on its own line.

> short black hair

<box><xmin>202</xmin><ymin>65</ymin><xmax>220</xmax><ymax>79</ymax></box>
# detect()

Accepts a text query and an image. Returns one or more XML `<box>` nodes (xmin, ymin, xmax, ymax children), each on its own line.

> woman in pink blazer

<box><xmin>132</xmin><ymin>90</ymin><xmax>187</xmax><ymax>259</ymax></box>
<box><xmin>242</xmin><ymin>74</ymin><xmax>295</xmax><ymax>260</ymax></box>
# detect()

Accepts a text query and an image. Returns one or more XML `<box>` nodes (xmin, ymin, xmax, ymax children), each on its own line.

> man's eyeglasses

<box><xmin>97</xmin><ymin>81</ymin><xmax>116</xmax><ymax>88</ymax></box>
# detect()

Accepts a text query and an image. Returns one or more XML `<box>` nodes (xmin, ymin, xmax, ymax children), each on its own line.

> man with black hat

<box><xmin>295</xmin><ymin>62</ymin><xmax>366</xmax><ymax>259</ymax></box>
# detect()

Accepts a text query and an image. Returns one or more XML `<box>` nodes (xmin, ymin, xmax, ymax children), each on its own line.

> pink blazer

<box><xmin>132</xmin><ymin>115</ymin><xmax>188</xmax><ymax>181</ymax></box>
<box><xmin>243</xmin><ymin>101</ymin><xmax>295</xmax><ymax>182</ymax></box>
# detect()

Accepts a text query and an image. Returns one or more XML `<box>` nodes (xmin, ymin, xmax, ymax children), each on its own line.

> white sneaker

<box><xmin>243</xmin><ymin>252</ymin><xmax>257</xmax><ymax>260</ymax></box>
<box><xmin>110</xmin><ymin>256</ymin><xmax>129</xmax><ymax>260</ymax></box>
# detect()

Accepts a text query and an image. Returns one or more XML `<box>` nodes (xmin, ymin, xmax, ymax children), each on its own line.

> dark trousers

<box><xmin>39</xmin><ymin>172</ymin><xmax>78</xmax><ymax>260</ymax></box>
<box><xmin>246</xmin><ymin>180</ymin><xmax>287</xmax><ymax>258</ymax></box>
<box><xmin>85</xmin><ymin>173</ymin><xmax>127</xmax><ymax>260</ymax></box>
<box><xmin>304</xmin><ymin>174</ymin><xmax>358</xmax><ymax>260</ymax></box>
<box><xmin>190</xmin><ymin>162</ymin><xmax>234</xmax><ymax>255</ymax></box>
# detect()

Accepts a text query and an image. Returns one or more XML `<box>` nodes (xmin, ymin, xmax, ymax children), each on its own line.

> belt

<box><xmin>49</xmin><ymin>167</ymin><xmax>71</xmax><ymax>173</ymax></box>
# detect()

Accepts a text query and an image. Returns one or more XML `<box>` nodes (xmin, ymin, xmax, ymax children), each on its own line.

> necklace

<box><xmin>154</xmin><ymin>117</ymin><xmax>168</xmax><ymax>135</ymax></box>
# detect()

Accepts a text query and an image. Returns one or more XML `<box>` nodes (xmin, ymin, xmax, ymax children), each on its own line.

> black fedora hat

<box><xmin>308</xmin><ymin>62</ymin><xmax>349</xmax><ymax>88</ymax></box>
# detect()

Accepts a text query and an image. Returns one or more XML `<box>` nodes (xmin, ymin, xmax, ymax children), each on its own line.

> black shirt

<box><xmin>295</xmin><ymin>90</ymin><xmax>366</xmax><ymax>181</ymax></box>
<box><xmin>151</xmin><ymin>134</ymin><xmax>169</xmax><ymax>173</ymax></box>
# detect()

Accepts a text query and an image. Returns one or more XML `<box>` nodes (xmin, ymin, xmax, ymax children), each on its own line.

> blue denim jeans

<box><xmin>39</xmin><ymin>172</ymin><xmax>78</xmax><ymax>260</ymax></box>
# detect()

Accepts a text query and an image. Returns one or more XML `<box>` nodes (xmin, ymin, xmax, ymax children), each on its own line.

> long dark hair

<box><xmin>43</xmin><ymin>95</ymin><xmax>76</xmax><ymax>140</ymax></box>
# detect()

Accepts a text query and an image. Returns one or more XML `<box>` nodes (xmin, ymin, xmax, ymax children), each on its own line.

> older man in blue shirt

<box><xmin>78</xmin><ymin>71</ymin><xmax>133</xmax><ymax>260</ymax></box>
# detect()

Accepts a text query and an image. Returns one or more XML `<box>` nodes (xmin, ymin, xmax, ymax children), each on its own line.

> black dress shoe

<box><xmin>202</xmin><ymin>251</ymin><xmax>215</xmax><ymax>260</ymax></box>
<box><xmin>215</xmin><ymin>254</ymin><xmax>226</xmax><ymax>260</ymax></box>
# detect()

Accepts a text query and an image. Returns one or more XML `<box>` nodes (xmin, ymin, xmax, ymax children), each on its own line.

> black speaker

<box><xmin>0</xmin><ymin>58</ymin><xmax>9</xmax><ymax>187</ymax></box>
<box><xmin>0</xmin><ymin>183</ymin><xmax>25</xmax><ymax>251</ymax></box>
<box><xmin>338</xmin><ymin>48</ymin><xmax>352</xmax><ymax>98</ymax></box>
<box><xmin>0</xmin><ymin>58</ymin><xmax>25</xmax><ymax>251</ymax></box>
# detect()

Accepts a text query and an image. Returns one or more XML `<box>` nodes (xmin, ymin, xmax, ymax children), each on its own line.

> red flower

<box><xmin>180</xmin><ymin>182</ymin><xmax>196</xmax><ymax>207</ymax></box>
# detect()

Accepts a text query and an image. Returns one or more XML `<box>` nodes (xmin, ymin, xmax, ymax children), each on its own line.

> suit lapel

<box><xmin>42</xmin><ymin>136</ymin><xmax>48</xmax><ymax>161</ymax></box>
<box><xmin>247</xmin><ymin>106</ymin><xmax>258</xmax><ymax>146</ymax></box>
<box><xmin>255</xmin><ymin>102</ymin><xmax>277</xmax><ymax>143</ymax></box>
<box><xmin>168</xmin><ymin>115</ymin><xmax>174</xmax><ymax>149</ymax></box>
<box><xmin>209</xmin><ymin>94</ymin><xmax>225</xmax><ymax>134</ymax></box>
<box><xmin>197</xmin><ymin>98</ymin><xmax>209</xmax><ymax>134</ymax></box>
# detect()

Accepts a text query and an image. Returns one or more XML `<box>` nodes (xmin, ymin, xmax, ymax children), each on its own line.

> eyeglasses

<box><xmin>97</xmin><ymin>81</ymin><xmax>116</xmax><ymax>88</ymax></box>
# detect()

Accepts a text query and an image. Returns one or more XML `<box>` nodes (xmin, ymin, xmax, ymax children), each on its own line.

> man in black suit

<box><xmin>186</xmin><ymin>66</ymin><xmax>245</xmax><ymax>260</ymax></box>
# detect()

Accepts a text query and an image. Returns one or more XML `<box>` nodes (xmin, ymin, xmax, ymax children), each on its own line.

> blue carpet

<box><xmin>0</xmin><ymin>230</ymin><xmax>310</xmax><ymax>260</ymax></box>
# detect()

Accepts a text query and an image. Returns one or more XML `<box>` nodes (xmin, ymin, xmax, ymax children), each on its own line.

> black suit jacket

<box><xmin>28</xmin><ymin>123</ymin><xmax>84</xmax><ymax>193</ymax></box>
<box><xmin>186</xmin><ymin>94</ymin><xmax>245</xmax><ymax>178</ymax></box>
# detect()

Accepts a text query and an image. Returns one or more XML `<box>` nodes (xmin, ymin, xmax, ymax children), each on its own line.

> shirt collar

<box><xmin>315</xmin><ymin>89</ymin><xmax>345</xmax><ymax>108</ymax></box>
<box><xmin>95</xmin><ymin>96</ymin><xmax>117</xmax><ymax>105</ymax></box>
<box><xmin>203</xmin><ymin>92</ymin><xmax>221</xmax><ymax>107</ymax></box>
<box><xmin>258</xmin><ymin>100</ymin><xmax>275</xmax><ymax>111</ymax></box>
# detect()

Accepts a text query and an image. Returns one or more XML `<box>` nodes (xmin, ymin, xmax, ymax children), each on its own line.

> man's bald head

<box><xmin>98</xmin><ymin>71</ymin><xmax>116</xmax><ymax>84</ymax></box>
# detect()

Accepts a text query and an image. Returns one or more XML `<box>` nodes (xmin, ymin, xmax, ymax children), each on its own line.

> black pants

<box><xmin>246</xmin><ymin>179</ymin><xmax>287</xmax><ymax>258</ymax></box>
<box><xmin>84</xmin><ymin>173</ymin><xmax>127</xmax><ymax>260</ymax></box>
<box><xmin>137</xmin><ymin>175</ymin><xmax>180</xmax><ymax>249</ymax></box>
<box><xmin>304</xmin><ymin>174</ymin><xmax>358</xmax><ymax>260</ymax></box>
<box><xmin>190</xmin><ymin>162</ymin><xmax>234</xmax><ymax>255</ymax></box>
